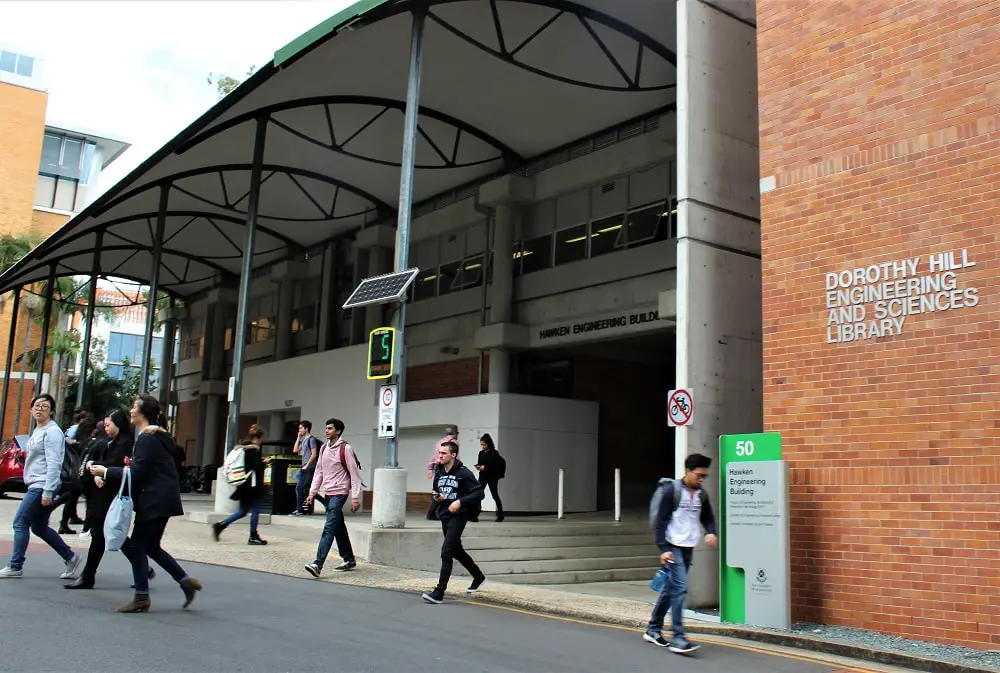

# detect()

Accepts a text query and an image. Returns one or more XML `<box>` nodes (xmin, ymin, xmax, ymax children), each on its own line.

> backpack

<box><xmin>223</xmin><ymin>445</ymin><xmax>251</xmax><ymax>486</ymax></box>
<box><xmin>648</xmin><ymin>478</ymin><xmax>708</xmax><ymax>529</ymax></box>
<box><xmin>332</xmin><ymin>442</ymin><xmax>367</xmax><ymax>489</ymax></box>
<box><xmin>495</xmin><ymin>453</ymin><xmax>507</xmax><ymax>480</ymax></box>
<box><xmin>61</xmin><ymin>440</ymin><xmax>82</xmax><ymax>486</ymax></box>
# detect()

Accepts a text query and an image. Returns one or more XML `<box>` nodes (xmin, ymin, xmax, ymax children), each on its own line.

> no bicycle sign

<box><xmin>667</xmin><ymin>389</ymin><xmax>694</xmax><ymax>427</ymax></box>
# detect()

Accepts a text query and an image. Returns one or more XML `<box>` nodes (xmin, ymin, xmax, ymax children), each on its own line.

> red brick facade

<box><xmin>759</xmin><ymin>1</ymin><xmax>1000</xmax><ymax>648</ymax></box>
<box><xmin>405</xmin><ymin>356</ymin><xmax>488</xmax><ymax>401</ymax></box>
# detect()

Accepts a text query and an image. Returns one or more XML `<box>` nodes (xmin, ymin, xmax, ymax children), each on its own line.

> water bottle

<box><xmin>650</xmin><ymin>565</ymin><xmax>669</xmax><ymax>593</ymax></box>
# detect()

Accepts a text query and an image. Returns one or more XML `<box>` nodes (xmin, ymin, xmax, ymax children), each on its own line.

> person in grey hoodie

<box><xmin>0</xmin><ymin>393</ymin><xmax>84</xmax><ymax>579</ymax></box>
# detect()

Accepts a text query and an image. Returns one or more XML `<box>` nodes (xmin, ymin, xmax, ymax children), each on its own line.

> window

<box><xmin>519</xmin><ymin>235</ymin><xmax>551</xmax><ymax>275</ymax></box>
<box><xmin>53</xmin><ymin>177</ymin><xmax>77</xmax><ymax>211</ymax></box>
<box><xmin>621</xmin><ymin>201</ymin><xmax>668</xmax><ymax>247</ymax></box>
<box><xmin>554</xmin><ymin>225</ymin><xmax>587</xmax><ymax>266</ymax></box>
<box><xmin>589</xmin><ymin>214</ymin><xmax>625</xmax><ymax>257</ymax></box>
<box><xmin>438</xmin><ymin>260</ymin><xmax>461</xmax><ymax>296</ymax></box>
<box><xmin>414</xmin><ymin>269</ymin><xmax>438</xmax><ymax>300</ymax></box>
<box><xmin>291</xmin><ymin>279</ymin><xmax>319</xmax><ymax>333</ymax></box>
<box><xmin>0</xmin><ymin>51</ymin><xmax>32</xmax><ymax>77</ymax></box>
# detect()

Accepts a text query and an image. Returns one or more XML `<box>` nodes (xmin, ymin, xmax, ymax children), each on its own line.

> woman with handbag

<box><xmin>212</xmin><ymin>423</ymin><xmax>271</xmax><ymax>545</ymax></box>
<box><xmin>65</xmin><ymin>409</ymin><xmax>146</xmax><ymax>590</ymax></box>
<box><xmin>88</xmin><ymin>395</ymin><xmax>202</xmax><ymax>613</ymax></box>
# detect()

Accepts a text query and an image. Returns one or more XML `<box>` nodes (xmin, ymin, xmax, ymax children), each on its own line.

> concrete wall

<box><xmin>675</xmin><ymin>0</ymin><xmax>761</xmax><ymax>608</ymax></box>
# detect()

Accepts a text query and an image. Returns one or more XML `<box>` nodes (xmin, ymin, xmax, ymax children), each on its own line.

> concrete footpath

<box><xmin>0</xmin><ymin>497</ymin><xmax>990</xmax><ymax>673</ymax></box>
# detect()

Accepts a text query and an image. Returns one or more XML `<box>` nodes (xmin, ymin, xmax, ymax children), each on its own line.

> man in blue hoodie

<box><xmin>644</xmin><ymin>453</ymin><xmax>718</xmax><ymax>654</ymax></box>
<box><xmin>0</xmin><ymin>394</ymin><xmax>84</xmax><ymax>579</ymax></box>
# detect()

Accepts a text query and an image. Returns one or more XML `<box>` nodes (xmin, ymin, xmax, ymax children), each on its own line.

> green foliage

<box><xmin>206</xmin><ymin>65</ymin><xmax>256</xmax><ymax>99</ymax></box>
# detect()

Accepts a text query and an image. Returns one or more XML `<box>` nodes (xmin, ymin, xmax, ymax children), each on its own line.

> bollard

<box><xmin>614</xmin><ymin>468</ymin><xmax>621</xmax><ymax>522</ymax></box>
<box><xmin>558</xmin><ymin>468</ymin><xmax>564</xmax><ymax>519</ymax></box>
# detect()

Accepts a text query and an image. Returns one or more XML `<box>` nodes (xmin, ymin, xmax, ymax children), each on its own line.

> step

<box><xmin>464</xmin><ymin>523</ymin><xmax>649</xmax><ymax>538</ymax></box>
<box><xmin>472</xmin><ymin>544</ymin><xmax>659</xmax><ymax>563</ymax></box>
<box><xmin>478</xmin><ymin>555</ymin><xmax>656</xmax><ymax>576</ymax></box>
<box><xmin>493</xmin><ymin>567</ymin><xmax>657</xmax><ymax>585</ymax></box>
<box><xmin>462</xmin><ymin>533</ymin><xmax>652</xmax><ymax>550</ymax></box>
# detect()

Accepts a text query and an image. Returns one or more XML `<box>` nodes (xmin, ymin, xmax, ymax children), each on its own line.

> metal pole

<box><xmin>223</xmin><ymin>116</ymin><xmax>268</xmax><ymax>457</ymax></box>
<box><xmin>0</xmin><ymin>287</ymin><xmax>20</xmax><ymax>435</ymax></box>
<box><xmin>385</xmin><ymin>7</ymin><xmax>425</xmax><ymax>468</ymax></box>
<box><xmin>614</xmin><ymin>468</ymin><xmax>621</xmax><ymax>522</ymax></box>
<box><xmin>157</xmin><ymin>316</ymin><xmax>176</xmax><ymax>411</ymax></box>
<box><xmin>76</xmin><ymin>231</ymin><xmax>103</xmax><ymax>407</ymax></box>
<box><xmin>34</xmin><ymin>263</ymin><xmax>57</xmax><ymax>401</ymax></box>
<box><xmin>557</xmin><ymin>468</ymin><xmax>565</xmax><ymax>519</ymax></box>
<box><xmin>140</xmin><ymin>185</ymin><xmax>168</xmax><ymax>392</ymax></box>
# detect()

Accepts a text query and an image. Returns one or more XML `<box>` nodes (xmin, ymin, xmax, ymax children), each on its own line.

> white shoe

<box><xmin>79</xmin><ymin>530</ymin><xmax>91</xmax><ymax>541</ymax></box>
<box><xmin>60</xmin><ymin>553</ymin><xmax>84</xmax><ymax>580</ymax></box>
<box><xmin>0</xmin><ymin>565</ymin><xmax>23</xmax><ymax>578</ymax></box>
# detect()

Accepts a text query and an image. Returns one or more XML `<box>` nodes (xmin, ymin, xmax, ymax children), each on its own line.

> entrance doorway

<box><xmin>513</xmin><ymin>330</ymin><xmax>675</xmax><ymax>511</ymax></box>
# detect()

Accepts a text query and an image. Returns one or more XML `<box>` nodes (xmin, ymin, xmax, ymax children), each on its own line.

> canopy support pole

<box><xmin>32</xmin><ymin>263</ymin><xmax>57</xmax><ymax>430</ymax></box>
<box><xmin>140</xmin><ymin>186</ymin><xmax>168</xmax><ymax>393</ymax></box>
<box><xmin>0</xmin><ymin>287</ymin><xmax>21</xmax><ymax>435</ymax></box>
<box><xmin>76</xmin><ymin>231</ymin><xmax>103</xmax><ymax>408</ymax></box>
<box><xmin>223</xmin><ymin>116</ymin><xmax>268</xmax><ymax>456</ymax></box>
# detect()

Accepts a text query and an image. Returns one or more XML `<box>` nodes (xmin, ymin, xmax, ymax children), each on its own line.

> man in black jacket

<box><xmin>421</xmin><ymin>441</ymin><xmax>486</xmax><ymax>604</ymax></box>
<box><xmin>644</xmin><ymin>453</ymin><xmax>718</xmax><ymax>655</ymax></box>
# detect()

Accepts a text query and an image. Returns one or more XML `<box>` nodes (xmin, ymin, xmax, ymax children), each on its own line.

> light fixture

<box><xmin>597</xmin><ymin>224</ymin><xmax>622</xmax><ymax>234</ymax></box>
<box><xmin>565</xmin><ymin>236</ymin><xmax>586</xmax><ymax>244</ymax></box>
<box><xmin>465</xmin><ymin>263</ymin><xmax>482</xmax><ymax>270</ymax></box>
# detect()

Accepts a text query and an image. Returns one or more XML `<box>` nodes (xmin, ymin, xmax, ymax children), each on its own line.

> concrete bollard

<box><xmin>371</xmin><ymin>467</ymin><xmax>407</xmax><ymax>529</ymax></box>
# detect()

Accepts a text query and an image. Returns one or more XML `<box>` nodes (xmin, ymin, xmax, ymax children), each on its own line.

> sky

<box><xmin>1</xmin><ymin>0</ymin><xmax>354</xmax><ymax>192</ymax></box>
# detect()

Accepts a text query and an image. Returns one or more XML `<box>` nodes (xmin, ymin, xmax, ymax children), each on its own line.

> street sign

<box><xmin>718</xmin><ymin>432</ymin><xmax>790</xmax><ymax>630</ymax></box>
<box><xmin>378</xmin><ymin>384</ymin><xmax>397</xmax><ymax>438</ymax></box>
<box><xmin>667</xmin><ymin>388</ymin><xmax>694</xmax><ymax>427</ymax></box>
<box><xmin>366</xmin><ymin>327</ymin><xmax>395</xmax><ymax>380</ymax></box>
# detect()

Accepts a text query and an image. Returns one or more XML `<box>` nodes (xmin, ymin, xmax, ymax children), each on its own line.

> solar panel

<box><xmin>342</xmin><ymin>268</ymin><xmax>420</xmax><ymax>309</ymax></box>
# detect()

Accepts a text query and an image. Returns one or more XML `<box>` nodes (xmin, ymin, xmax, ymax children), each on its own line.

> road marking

<box><xmin>459</xmin><ymin>600</ymin><xmax>879</xmax><ymax>673</ymax></box>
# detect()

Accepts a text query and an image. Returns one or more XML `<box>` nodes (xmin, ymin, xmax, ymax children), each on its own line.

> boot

<box><xmin>181</xmin><ymin>577</ymin><xmax>203</xmax><ymax>608</ymax></box>
<box><xmin>212</xmin><ymin>522</ymin><xmax>226</xmax><ymax>542</ymax></box>
<box><xmin>65</xmin><ymin>575</ymin><xmax>95</xmax><ymax>590</ymax></box>
<box><xmin>58</xmin><ymin>524</ymin><xmax>76</xmax><ymax>535</ymax></box>
<box><xmin>248</xmin><ymin>531</ymin><xmax>268</xmax><ymax>546</ymax></box>
<box><xmin>116</xmin><ymin>594</ymin><xmax>151</xmax><ymax>613</ymax></box>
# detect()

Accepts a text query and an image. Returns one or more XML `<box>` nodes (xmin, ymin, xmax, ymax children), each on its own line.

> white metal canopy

<box><xmin>0</xmin><ymin>0</ymin><xmax>677</xmax><ymax>300</ymax></box>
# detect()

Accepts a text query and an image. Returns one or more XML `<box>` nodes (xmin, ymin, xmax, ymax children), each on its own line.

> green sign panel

<box><xmin>367</xmin><ymin>327</ymin><xmax>395</xmax><ymax>380</ymax></box>
<box><xmin>719</xmin><ymin>432</ymin><xmax>786</xmax><ymax>627</ymax></box>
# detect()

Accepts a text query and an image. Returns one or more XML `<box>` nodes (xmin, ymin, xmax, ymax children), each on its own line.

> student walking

<box><xmin>57</xmin><ymin>415</ymin><xmax>96</xmax><ymax>535</ymax></box>
<box><xmin>644</xmin><ymin>453</ymin><xmax>718</xmax><ymax>654</ymax></box>
<box><xmin>213</xmin><ymin>424</ymin><xmax>270</xmax><ymax>545</ymax></box>
<box><xmin>303</xmin><ymin>418</ymin><xmax>361</xmax><ymax>577</ymax></box>
<box><xmin>421</xmin><ymin>441</ymin><xmax>486</xmax><ymax>604</ymax></box>
<box><xmin>88</xmin><ymin>395</ymin><xmax>202</xmax><ymax>613</ymax></box>
<box><xmin>291</xmin><ymin>420</ymin><xmax>318</xmax><ymax>516</ymax></box>
<box><xmin>474</xmin><ymin>433</ymin><xmax>506</xmax><ymax>522</ymax></box>
<box><xmin>426</xmin><ymin>424</ymin><xmax>458</xmax><ymax>520</ymax></box>
<box><xmin>65</xmin><ymin>410</ymin><xmax>135</xmax><ymax>590</ymax></box>
<box><xmin>0</xmin><ymin>394</ymin><xmax>84</xmax><ymax>579</ymax></box>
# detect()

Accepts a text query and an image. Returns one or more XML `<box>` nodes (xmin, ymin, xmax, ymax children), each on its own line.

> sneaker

<box><xmin>0</xmin><ymin>565</ymin><xmax>23</xmax><ymax>578</ymax></box>
<box><xmin>466</xmin><ymin>576</ymin><xmax>487</xmax><ymax>593</ymax></box>
<box><xmin>79</xmin><ymin>530</ymin><xmax>91</xmax><ymax>541</ymax></box>
<box><xmin>58</xmin><ymin>525</ymin><xmax>76</xmax><ymax>535</ymax></box>
<box><xmin>211</xmin><ymin>522</ymin><xmax>223</xmax><ymax>542</ymax></box>
<box><xmin>643</xmin><ymin>632</ymin><xmax>669</xmax><ymax>647</ymax></box>
<box><xmin>60</xmin><ymin>553</ymin><xmax>84</xmax><ymax>580</ymax></box>
<box><xmin>668</xmin><ymin>636</ymin><xmax>700</xmax><ymax>654</ymax></box>
<box><xmin>288</xmin><ymin>511</ymin><xmax>302</xmax><ymax>517</ymax></box>
<box><xmin>304</xmin><ymin>562</ymin><xmax>321</xmax><ymax>578</ymax></box>
<box><xmin>421</xmin><ymin>590</ymin><xmax>444</xmax><ymax>604</ymax></box>
<box><xmin>333</xmin><ymin>560</ymin><xmax>357</xmax><ymax>572</ymax></box>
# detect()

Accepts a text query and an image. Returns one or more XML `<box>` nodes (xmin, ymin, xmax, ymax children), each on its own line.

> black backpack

<box><xmin>61</xmin><ymin>441</ymin><xmax>83</xmax><ymax>486</ymax></box>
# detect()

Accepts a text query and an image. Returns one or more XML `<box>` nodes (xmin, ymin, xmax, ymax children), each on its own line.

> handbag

<box><xmin>104</xmin><ymin>467</ymin><xmax>133</xmax><ymax>551</ymax></box>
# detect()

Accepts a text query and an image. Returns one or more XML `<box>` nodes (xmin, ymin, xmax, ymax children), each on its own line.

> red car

<box><xmin>0</xmin><ymin>435</ymin><xmax>29</xmax><ymax>498</ymax></box>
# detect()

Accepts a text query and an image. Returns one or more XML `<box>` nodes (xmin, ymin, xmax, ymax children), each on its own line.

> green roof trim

<box><xmin>274</xmin><ymin>0</ymin><xmax>394</xmax><ymax>66</ymax></box>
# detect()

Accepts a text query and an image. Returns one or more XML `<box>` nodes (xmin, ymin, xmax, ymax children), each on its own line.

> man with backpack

<box><xmin>291</xmin><ymin>420</ymin><xmax>319</xmax><ymax>516</ymax></box>
<box><xmin>303</xmin><ymin>418</ymin><xmax>361</xmax><ymax>577</ymax></box>
<box><xmin>644</xmin><ymin>453</ymin><xmax>718</xmax><ymax>654</ymax></box>
<box><xmin>421</xmin><ymin>440</ymin><xmax>486</xmax><ymax>604</ymax></box>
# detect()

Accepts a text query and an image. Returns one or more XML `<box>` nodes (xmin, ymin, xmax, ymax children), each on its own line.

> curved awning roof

<box><xmin>0</xmin><ymin>0</ymin><xmax>676</xmax><ymax>300</ymax></box>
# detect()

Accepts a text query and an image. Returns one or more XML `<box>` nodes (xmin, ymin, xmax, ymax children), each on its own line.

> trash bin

<box><xmin>264</xmin><ymin>454</ymin><xmax>299</xmax><ymax>515</ymax></box>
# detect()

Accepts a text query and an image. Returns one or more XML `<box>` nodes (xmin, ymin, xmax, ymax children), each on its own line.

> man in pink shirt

<box><xmin>303</xmin><ymin>418</ymin><xmax>362</xmax><ymax>577</ymax></box>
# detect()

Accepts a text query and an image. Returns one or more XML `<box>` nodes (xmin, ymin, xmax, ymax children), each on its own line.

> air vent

<box><xmin>601</xmin><ymin>182</ymin><xmax>616</xmax><ymax>193</ymax></box>
<box><xmin>569</xmin><ymin>141</ymin><xmax>592</xmax><ymax>160</ymax></box>
<box><xmin>619</xmin><ymin>121</ymin><xmax>643</xmax><ymax>140</ymax></box>
<box><xmin>594</xmin><ymin>131</ymin><xmax>616</xmax><ymax>150</ymax></box>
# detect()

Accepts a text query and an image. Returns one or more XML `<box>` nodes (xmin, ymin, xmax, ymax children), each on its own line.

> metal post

<box><xmin>557</xmin><ymin>468</ymin><xmax>565</xmax><ymax>519</ymax></box>
<box><xmin>385</xmin><ymin>7</ymin><xmax>425</xmax><ymax>468</ymax></box>
<box><xmin>76</xmin><ymin>231</ymin><xmax>103</xmax><ymax>407</ymax></box>
<box><xmin>614</xmin><ymin>468</ymin><xmax>622</xmax><ymax>522</ymax></box>
<box><xmin>34</xmin><ymin>263</ymin><xmax>57</xmax><ymax>400</ymax></box>
<box><xmin>0</xmin><ymin>288</ymin><xmax>20</xmax><ymax>435</ymax></box>
<box><xmin>140</xmin><ymin>186</ymin><xmax>168</xmax><ymax>392</ymax></box>
<box><xmin>157</xmin><ymin>317</ymin><xmax>176</xmax><ymax>411</ymax></box>
<box><xmin>223</xmin><ymin>116</ymin><xmax>268</xmax><ymax>457</ymax></box>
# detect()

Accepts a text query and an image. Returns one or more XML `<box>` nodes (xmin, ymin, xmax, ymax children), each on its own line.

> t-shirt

<box><xmin>667</xmin><ymin>486</ymin><xmax>704</xmax><ymax>548</ymax></box>
<box><xmin>301</xmin><ymin>435</ymin><xmax>317</xmax><ymax>467</ymax></box>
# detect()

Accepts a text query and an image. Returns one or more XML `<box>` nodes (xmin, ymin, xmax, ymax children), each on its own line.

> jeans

<box><xmin>222</xmin><ymin>498</ymin><xmax>261</xmax><ymax>533</ymax></box>
<box><xmin>121</xmin><ymin>517</ymin><xmax>189</xmax><ymax>595</ymax></box>
<box><xmin>295</xmin><ymin>468</ymin><xmax>314</xmax><ymax>513</ymax></box>
<box><xmin>314</xmin><ymin>494</ymin><xmax>354</xmax><ymax>568</ymax></box>
<box><xmin>647</xmin><ymin>545</ymin><xmax>694</xmax><ymax>639</ymax></box>
<box><xmin>9</xmin><ymin>489</ymin><xmax>74</xmax><ymax>570</ymax></box>
<box><xmin>435</xmin><ymin>516</ymin><xmax>483</xmax><ymax>594</ymax></box>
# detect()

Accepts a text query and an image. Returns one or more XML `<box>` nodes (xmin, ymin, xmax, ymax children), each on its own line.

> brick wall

<box><xmin>0</xmin><ymin>82</ymin><xmax>46</xmax><ymax>238</ymax></box>
<box><xmin>405</xmin><ymin>355</ymin><xmax>488</xmax><ymax>401</ymax></box>
<box><xmin>173</xmin><ymin>400</ymin><xmax>198</xmax><ymax>463</ymax></box>
<box><xmin>30</xmin><ymin>208</ymin><xmax>69</xmax><ymax>240</ymax></box>
<box><xmin>759</xmin><ymin>0</ymin><xmax>1000</xmax><ymax>648</ymax></box>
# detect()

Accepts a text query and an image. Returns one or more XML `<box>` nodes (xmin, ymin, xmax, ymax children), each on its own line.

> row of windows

<box><xmin>41</xmin><ymin>133</ymin><xmax>97</xmax><ymax>183</ymax></box>
<box><xmin>35</xmin><ymin>175</ymin><xmax>80</xmax><ymax>212</ymax></box>
<box><xmin>0</xmin><ymin>51</ymin><xmax>33</xmax><ymax>77</ymax></box>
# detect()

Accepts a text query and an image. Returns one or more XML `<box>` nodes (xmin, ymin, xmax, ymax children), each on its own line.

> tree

<box><xmin>206</xmin><ymin>65</ymin><xmax>257</xmax><ymax>99</ymax></box>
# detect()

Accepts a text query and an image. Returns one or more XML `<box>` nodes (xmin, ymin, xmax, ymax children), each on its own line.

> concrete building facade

<box><xmin>759</xmin><ymin>0</ymin><xmax>1000</xmax><ymax>649</ymax></box>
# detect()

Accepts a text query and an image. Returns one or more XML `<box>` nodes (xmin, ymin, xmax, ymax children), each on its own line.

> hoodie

<box><xmin>23</xmin><ymin>420</ymin><xmax>65</xmax><ymax>498</ymax></box>
<box><xmin>310</xmin><ymin>437</ymin><xmax>362</xmax><ymax>501</ymax></box>
<box><xmin>431</xmin><ymin>458</ymin><xmax>484</xmax><ymax>521</ymax></box>
<box><xmin>428</xmin><ymin>434</ymin><xmax>458</xmax><ymax>471</ymax></box>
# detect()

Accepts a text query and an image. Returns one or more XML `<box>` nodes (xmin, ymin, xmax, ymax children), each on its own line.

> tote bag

<box><xmin>104</xmin><ymin>467</ymin><xmax>133</xmax><ymax>551</ymax></box>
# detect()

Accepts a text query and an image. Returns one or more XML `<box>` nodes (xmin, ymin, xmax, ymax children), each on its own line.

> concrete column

<box><xmin>675</xmin><ymin>0</ymin><xmax>762</xmax><ymax>609</ymax></box>
<box><xmin>489</xmin><ymin>203</ymin><xmax>515</xmax><ymax>324</ymax></box>
<box><xmin>316</xmin><ymin>242</ymin><xmax>337</xmax><ymax>352</ymax></box>
<box><xmin>274</xmin><ymin>280</ymin><xmax>294</xmax><ymax>360</ymax></box>
<box><xmin>202</xmin><ymin>393</ymin><xmax>223</xmax><ymax>466</ymax></box>
<box><xmin>268</xmin><ymin>411</ymin><xmax>286</xmax><ymax>441</ymax></box>
<box><xmin>347</xmin><ymin>245</ymin><xmax>369</xmax><ymax>346</ymax></box>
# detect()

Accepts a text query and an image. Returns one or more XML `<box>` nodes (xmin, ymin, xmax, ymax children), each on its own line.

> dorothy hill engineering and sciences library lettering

<box><xmin>824</xmin><ymin>249</ymin><xmax>980</xmax><ymax>344</ymax></box>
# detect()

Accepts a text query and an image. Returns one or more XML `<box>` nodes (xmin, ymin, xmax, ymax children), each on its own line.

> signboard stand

<box><xmin>718</xmin><ymin>432</ymin><xmax>790</xmax><ymax>630</ymax></box>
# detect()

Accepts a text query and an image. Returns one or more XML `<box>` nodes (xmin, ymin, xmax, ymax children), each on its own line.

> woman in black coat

<box><xmin>212</xmin><ymin>423</ymin><xmax>270</xmax><ymax>545</ymax></box>
<box><xmin>474</xmin><ymin>433</ymin><xmax>506</xmax><ymax>522</ymax></box>
<box><xmin>65</xmin><ymin>410</ymin><xmax>136</xmax><ymax>590</ymax></box>
<box><xmin>88</xmin><ymin>395</ymin><xmax>202</xmax><ymax>613</ymax></box>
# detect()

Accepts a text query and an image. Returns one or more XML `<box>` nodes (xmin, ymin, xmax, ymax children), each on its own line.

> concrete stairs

<box><xmin>460</xmin><ymin>520</ymin><xmax>659</xmax><ymax>585</ymax></box>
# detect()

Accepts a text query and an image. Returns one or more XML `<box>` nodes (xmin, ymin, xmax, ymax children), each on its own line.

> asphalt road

<box><xmin>0</xmin><ymin>546</ymin><xmax>846</xmax><ymax>673</ymax></box>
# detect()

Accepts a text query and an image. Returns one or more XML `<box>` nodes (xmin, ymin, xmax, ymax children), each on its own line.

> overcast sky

<box><xmin>2</xmin><ymin>0</ymin><xmax>353</xmax><ymax>192</ymax></box>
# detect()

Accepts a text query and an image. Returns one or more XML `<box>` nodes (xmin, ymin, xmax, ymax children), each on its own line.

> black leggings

<box><xmin>81</xmin><ymin>516</ymin><xmax>107</xmax><ymax>582</ymax></box>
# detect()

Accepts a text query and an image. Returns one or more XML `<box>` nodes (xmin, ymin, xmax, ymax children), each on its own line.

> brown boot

<box><xmin>116</xmin><ymin>594</ymin><xmax>151</xmax><ymax>613</ymax></box>
<box><xmin>181</xmin><ymin>578</ymin><xmax>202</xmax><ymax>608</ymax></box>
